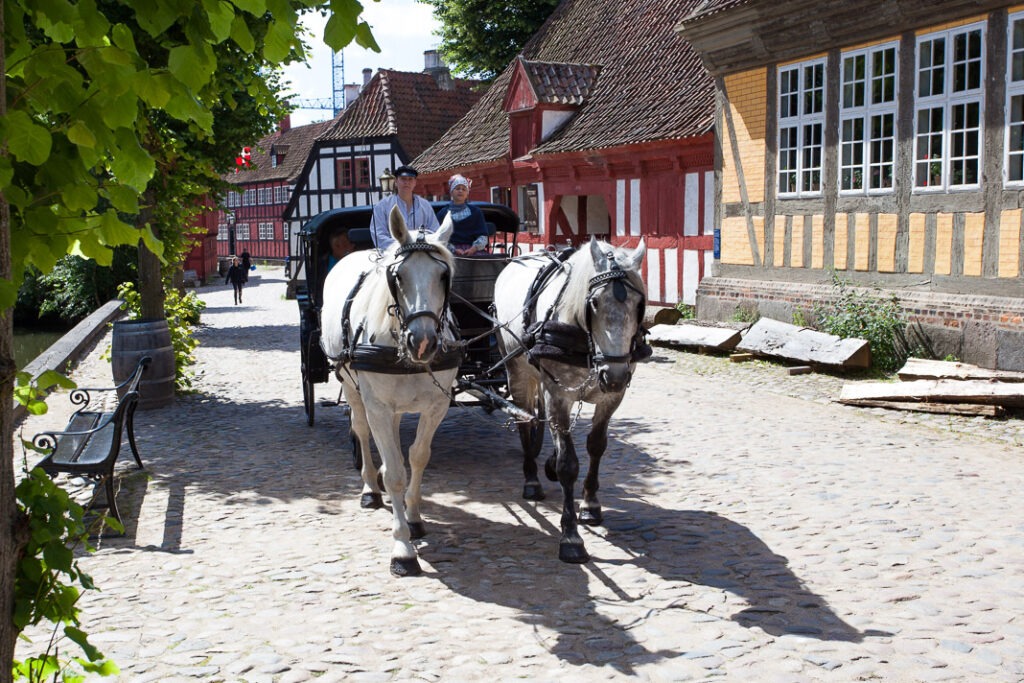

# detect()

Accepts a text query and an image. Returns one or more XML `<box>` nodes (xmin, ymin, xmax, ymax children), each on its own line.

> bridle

<box><xmin>583</xmin><ymin>265</ymin><xmax>648</xmax><ymax>367</ymax></box>
<box><xmin>384</xmin><ymin>235</ymin><xmax>453</xmax><ymax>350</ymax></box>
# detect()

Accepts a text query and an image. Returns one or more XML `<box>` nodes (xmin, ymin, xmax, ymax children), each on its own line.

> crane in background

<box><xmin>290</xmin><ymin>50</ymin><xmax>346</xmax><ymax>118</ymax></box>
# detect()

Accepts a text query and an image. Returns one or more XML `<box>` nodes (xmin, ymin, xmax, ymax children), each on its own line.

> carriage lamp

<box><xmin>226</xmin><ymin>211</ymin><xmax>236</xmax><ymax>256</ymax></box>
<box><xmin>379</xmin><ymin>168</ymin><xmax>396</xmax><ymax>196</ymax></box>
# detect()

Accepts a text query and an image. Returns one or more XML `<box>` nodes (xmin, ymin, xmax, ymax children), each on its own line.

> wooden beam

<box><xmin>648</xmin><ymin>322</ymin><xmax>742</xmax><ymax>351</ymax></box>
<box><xmin>838</xmin><ymin>398</ymin><xmax>1005</xmax><ymax>417</ymax></box>
<box><xmin>839</xmin><ymin>379</ymin><xmax>1024</xmax><ymax>407</ymax></box>
<box><xmin>897</xmin><ymin>358</ymin><xmax>1024</xmax><ymax>383</ymax></box>
<box><xmin>736</xmin><ymin>318</ymin><xmax>870</xmax><ymax>368</ymax></box>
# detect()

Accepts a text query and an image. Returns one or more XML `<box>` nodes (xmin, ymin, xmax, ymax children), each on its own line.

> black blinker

<box><xmin>612</xmin><ymin>279</ymin><xmax>627</xmax><ymax>302</ymax></box>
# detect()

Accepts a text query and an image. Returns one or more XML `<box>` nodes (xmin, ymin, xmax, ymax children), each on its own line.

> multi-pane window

<box><xmin>355</xmin><ymin>158</ymin><xmax>371</xmax><ymax>188</ymax></box>
<box><xmin>235</xmin><ymin>223</ymin><xmax>251</xmax><ymax>240</ymax></box>
<box><xmin>1006</xmin><ymin>13</ymin><xmax>1024</xmax><ymax>183</ymax></box>
<box><xmin>915</xmin><ymin>23</ymin><xmax>984</xmax><ymax>190</ymax></box>
<box><xmin>337</xmin><ymin>159</ymin><xmax>353</xmax><ymax>189</ymax></box>
<box><xmin>242</xmin><ymin>189</ymin><xmax>256</xmax><ymax>206</ymax></box>
<box><xmin>226</xmin><ymin>191</ymin><xmax>241</xmax><ymax>208</ymax></box>
<box><xmin>840</xmin><ymin>44</ymin><xmax>897</xmax><ymax>193</ymax></box>
<box><xmin>258</xmin><ymin>222</ymin><xmax>274</xmax><ymax>240</ymax></box>
<box><xmin>274</xmin><ymin>185</ymin><xmax>290</xmax><ymax>204</ymax></box>
<box><xmin>257</xmin><ymin>187</ymin><xmax>272</xmax><ymax>205</ymax></box>
<box><xmin>778</xmin><ymin>59</ymin><xmax>825</xmax><ymax>196</ymax></box>
<box><xmin>217</xmin><ymin>225</ymin><xmax>228</xmax><ymax>241</ymax></box>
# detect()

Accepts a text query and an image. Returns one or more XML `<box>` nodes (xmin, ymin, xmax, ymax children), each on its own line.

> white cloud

<box><xmin>282</xmin><ymin>1</ymin><xmax>442</xmax><ymax>126</ymax></box>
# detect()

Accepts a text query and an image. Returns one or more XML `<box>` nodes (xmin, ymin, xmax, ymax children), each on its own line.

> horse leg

<box><xmin>345</xmin><ymin>381</ymin><xmax>383</xmax><ymax>509</ymax></box>
<box><xmin>548</xmin><ymin>397</ymin><xmax>588</xmax><ymax>564</ymax></box>
<box><xmin>516</xmin><ymin>375</ymin><xmax>546</xmax><ymax>501</ymax></box>
<box><xmin>579</xmin><ymin>395</ymin><xmax>623</xmax><ymax>526</ymax></box>
<box><xmin>363</xmin><ymin>399</ymin><xmax>419</xmax><ymax>577</ymax></box>
<box><xmin>405</xmin><ymin>399</ymin><xmax>449</xmax><ymax>540</ymax></box>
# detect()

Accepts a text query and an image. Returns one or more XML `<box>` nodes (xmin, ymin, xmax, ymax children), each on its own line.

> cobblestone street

<box><xmin>14</xmin><ymin>267</ymin><xmax>1024</xmax><ymax>682</ymax></box>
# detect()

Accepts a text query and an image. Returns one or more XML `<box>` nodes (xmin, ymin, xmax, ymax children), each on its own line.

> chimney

<box><xmin>278</xmin><ymin>115</ymin><xmax>291</xmax><ymax>134</ymax></box>
<box><xmin>423</xmin><ymin>49</ymin><xmax>454</xmax><ymax>91</ymax></box>
<box><xmin>345</xmin><ymin>83</ymin><xmax>361</xmax><ymax>106</ymax></box>
<box><xmin>362</xmin><ymin>68</ymin><xmax>372</xmax><ymax>87</ymax></box>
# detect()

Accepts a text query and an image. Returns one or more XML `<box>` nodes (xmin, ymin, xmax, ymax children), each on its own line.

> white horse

<box><xmin>493</xmin><ymin>238</ymin><xmax>648</xmax><ymax>563</ymax></box>
<box><xmin>321</xmin><ymin>207</ymin><xmax>458</xmax><ymax>576</ymax></box>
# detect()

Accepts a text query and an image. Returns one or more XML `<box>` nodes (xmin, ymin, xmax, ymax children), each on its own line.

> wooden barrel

<box><xmin>111</xmin><ymin>318</ymin><xmax>175</xmax><ymax>410</ymax></box>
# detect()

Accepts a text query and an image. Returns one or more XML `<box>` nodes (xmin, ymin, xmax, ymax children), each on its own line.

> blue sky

<box><xmin>282</xmin><ymin>1</ymin><xmax>442</xmax><ymax>126</ymax></box>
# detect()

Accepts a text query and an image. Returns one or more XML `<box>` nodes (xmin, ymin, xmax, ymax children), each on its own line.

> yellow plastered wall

<box><xmin>963</xmin><ymin>213</ymin><xmax>985</xmax><ymax>276</ymax></box>
<box><xmin>934</xmin><ymin>213</ymin><xmax>953</xmax><ymax>275</ymax></box>
<box><xmin>773</xmin><ymin>216</ymin><xmax>787</xmax><ymax>266</ymax></box>
<box><xmin>721</xmin><ymin>215</ymin><xmax>762</xmax><ymax>265</ymax></box>
<box><xmin>877</xmin><ymin>214</ymin><xmax>898</xmax><ymax>272</ymax></box>
<box><xmin>999</xmin><ymin>209</ymin><xmax>1021</xmax><ymax>277</ymax></box>
<box><xmin>853</xmin><ymin>215</ymin><xmax>870</xmax><ymax>271</ymax></box>
<box><xmin>811</xmin><ymin>215</ymin><xmax>824</xmax><ymax>269</ymax></box>
<box><xmin>721</xmin><ymin>69</ymin><xmax>767</xmax><ymax>208</ymax></box>
<box><xmin>791</xmin><ymin>219</ymin><xmax>804</xmax><ymax>268</ymax></box>
<box><xmin>834</xmin><ymin>213</ymin><xmax>848</xmax><ymax>270</ymax></box>
<box><xmin>908</xmin><ymin>213</ymin><xmax>926</xmax><ymax>273</ymax></box>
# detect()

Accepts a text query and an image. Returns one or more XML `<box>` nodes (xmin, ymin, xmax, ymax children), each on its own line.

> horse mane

<box><xmin>357</xmin><ymin>237</ymin><xmax>456</xmax><ymax>342</ymax></box>
<box><xmin>555</xmin><ymin>243</ymin><xmax>643</xmax><ymax>325</ymax></box>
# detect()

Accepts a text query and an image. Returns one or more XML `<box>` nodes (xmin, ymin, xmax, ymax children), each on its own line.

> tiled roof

<box><xmin>225</xmin><ymin>119</ymin><xmax>332</xmax><ymax>185</ymax></box>
<box><xmin>520</xmin><ymin>59</ymin><xmax>600</xmax><ymax>105</ymax></box>
<box><xmin>317</xmin><ymin>69</ymin><xmax>483</xmax><ymax>160</ymax></box>
<box><xmin>677</xmin><ymin>0</ymin><xmax>752</xmax><ymax>25</ymax></box>
<box><xmin>414</xmin><ymin>0</ymin><xmax>715</xmax><ymax>173</ymax></box>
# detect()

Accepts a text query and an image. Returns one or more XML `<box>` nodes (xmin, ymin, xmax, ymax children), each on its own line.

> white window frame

<box><xmin>914</xmin><ymin>22</ymin><xmax>985</xmax><ymax>192</ymax></box>
<box><xmin>257</xmin><ymin>222</ymin><xmax>274</xmax><ymax>240</ymax></box>
<box><xmin>778</xmin><ymin>58</ymin><xmax>826</xmax><ymax>197</ymax></box>
<box><xmin>1006</xmin><ymin>12</ymin><xmax>1024</xmax><ymax>185</ymax></box>
<box><xmin>274</xmin><ymin>185</ymin><xmax>290</xmax><ymax>204</ymax></box>
<box><xmin>217</xmin><ymin>225</ymin><xmax>228</xmax><ymax>241</ymax></box>
<box><xmin>257</xmin><ymin>187</ymin><xmax>272</xmax><ymax>205</ymax></box>
<box><xmin>226</xmin><ymin>191</ymin><xmax>241</xmax><ymax>208</ymax></box>
<box><xmin>242</xmin><ymin>189</ymin><xmax>256</xmax><ymax>206</ymax></box>
<box><xmin>235</xmin><ymin>223</ymin><xmax>251</xmax><ymax>240</ymax></box>
<box><xmin>839</xmin><ymin>42</ymin><xmax>898</xmax><ymax>195</ymax></box>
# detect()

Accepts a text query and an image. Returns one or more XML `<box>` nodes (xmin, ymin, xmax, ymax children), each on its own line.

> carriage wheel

<box><xmin>351</xmin><ymin>433</ymin><xmax>362</xmax><ymax>471</ymax></box>
<box><xmin>302</xmin><ymin>364</ymin><xmax>315</xmax><ymax>426</ymax></box>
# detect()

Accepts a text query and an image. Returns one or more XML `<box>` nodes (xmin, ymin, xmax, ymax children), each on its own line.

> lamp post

<box><xmin>226</xmin><ymin>211</ymin><xmax>236</xmax><ymax>256</ymax></box>
<box><xmin>379</xmin><ymin>168</ymin><xmax>396</xmax><ymax>197</ymax></box>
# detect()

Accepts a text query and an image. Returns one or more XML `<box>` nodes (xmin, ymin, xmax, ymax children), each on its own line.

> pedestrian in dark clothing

<box><xmin>240</xmin><ymin>251</ymin><xmax>251</xmax><ymax>283</ymax></box>
<box><xmin>225</xmin><ymin>256</ymin><xmax>246</xmax><ymax>305</ymax></box>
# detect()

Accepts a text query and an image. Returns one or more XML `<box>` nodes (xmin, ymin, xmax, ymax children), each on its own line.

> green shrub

<box><xmin>116</xmin><ymin>282</ymin><xmax>206</xmax><ymax>392</ymax></box>
<box><xmin>674</xmin><ymin>302</ymin><xmax>696</xmax><ymax>319</ymax></box>
<box><xmin>730</xmin><ymin>305</ymin><xmax>760</xmax><ymax>323</ymax></box>
<box><xmin>814</xmin><ymin>273</ymin><xmax>909</xmax><ymax>373</ymax></box>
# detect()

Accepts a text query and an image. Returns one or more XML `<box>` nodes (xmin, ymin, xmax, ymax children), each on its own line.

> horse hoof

<box><xmin>558</xmin><ymin>543</ymin><xmax>589</xmax><ymax>564</ymax></box>
<box><xmin>544</xmin><ymin>454</ymin><xmax>557</xmax><ymax>482</ymax></box>
<box><xmin>579</xmin><ymin>507</ymin><xmax>603</xmax><ymax>526</ymax></box>
<box><xmin>522</xmin><ymin>483</ymin><xmax>546</xmax><ymax>501</ymax></box>
<box><xmin>408</xmin><ymin>521</ymin><xmax>426</xmax><ymax>539</ymax></box>
<box><xmin>360</xmin><ymin>492</ymin><xmax>383</xmax><ymax>509</ymax></box>
<box><xmin>390</xmin><ymin>556</ymin><xmax>422</xmax><ymax>577</ymax></box>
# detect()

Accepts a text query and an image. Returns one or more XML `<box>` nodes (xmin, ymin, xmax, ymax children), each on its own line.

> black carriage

<box><xmin>296</xmin><ymin>202</ymin><xmax>524</xmax><ymax>426</ymax></box>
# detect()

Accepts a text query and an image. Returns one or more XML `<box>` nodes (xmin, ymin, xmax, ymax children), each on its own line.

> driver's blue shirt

<box><xmin>371</xmin><ymin>195</ymin><xmax>440</xmax><ymax>250</ymax></box>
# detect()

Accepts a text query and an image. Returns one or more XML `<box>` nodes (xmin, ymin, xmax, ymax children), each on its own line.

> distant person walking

<box><xmin>241</xmin><ymin>250</ymin><xmax>252</xmax><ymax>283</ymax></box>
<box><xmin>225</xmin><ymin>256</ymin><xmax>246</xmax><ymax>305</ymax></box>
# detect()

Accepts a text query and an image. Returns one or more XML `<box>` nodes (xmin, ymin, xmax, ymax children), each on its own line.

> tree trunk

<box><xmin>137</xmin><ymin>190</ymin><xmax>165</xmax><ymax>320</ymax></box>
<box><xmin>1</xmin><ymin>1</ymin><xmax>30</xmax><ymax>679</ymax></box>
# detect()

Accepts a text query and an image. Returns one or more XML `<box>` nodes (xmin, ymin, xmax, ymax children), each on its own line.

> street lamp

<box><xmin>379</xmin><ymin>168</ymin><xmax>396</xmax><ymax>196</ymax></box>
<box><xmin>226</xmin><ymin>211</ymin><xmax>236</xmax><ymax>256</ymax></box>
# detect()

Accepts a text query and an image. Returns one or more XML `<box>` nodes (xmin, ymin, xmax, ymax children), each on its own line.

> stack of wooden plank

<box><xmin>838</xmin><ymin>358</ymin><xmax>1024</xmax><ymax>417</ymax></box>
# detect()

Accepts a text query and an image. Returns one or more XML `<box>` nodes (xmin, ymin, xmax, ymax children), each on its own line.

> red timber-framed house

<box><xmin>283</xmin><ymin>54</ymin><xmax>482</xmax><ymax>283</ymax></box>
<box><xmin>412</xmin><ymin>0</ymin><xmax>717</xmax><ymax>307</ymax></box>
<box><xmin>216</xmin><ymin>116</ymin><xmax>330</xmax><ymax>262</ymax></box>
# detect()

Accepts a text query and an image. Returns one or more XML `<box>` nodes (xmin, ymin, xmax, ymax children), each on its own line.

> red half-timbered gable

<box><xmin>414</xmin><ymin>0</ymin><xmax>716</xmax><ymax>306</ymax></box>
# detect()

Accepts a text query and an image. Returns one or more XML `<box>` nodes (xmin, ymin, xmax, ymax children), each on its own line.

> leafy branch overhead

<box><xmin>0</xmin><ymin>0</ymin><xmax>379</xmax><ymax>310</ymax></box>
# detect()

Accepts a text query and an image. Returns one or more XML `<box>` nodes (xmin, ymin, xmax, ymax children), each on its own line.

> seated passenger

<box><xmin>436</xmin><ymin>174</ymin><xmax>488</xmax><ymax>256</ymax></box>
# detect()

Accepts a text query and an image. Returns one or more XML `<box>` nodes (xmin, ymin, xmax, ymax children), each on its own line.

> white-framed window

<box><xmin>274</xmin><ymin>185</ymin><xmax>290</xmax><ymax>204</ymax></box>
<box><xmin>778</xmin><ymin>58</ymin><xmax>825</xmax><ymax>197</ymax></box>
<box><xmin>217</xmin><ymin>224</ymin><xmax>228</xmax><ymax>241</ymax></box>
<box><xmin>226</xmin><ymin>191</ymin><xmax>241</xmax><ymax>208</ymax></box>
<box><xmin>840</xmin><ymin>43</ymin><xmax>898</xmax><ymax>194</ymax></box>
<box><xmin>1006</xmin><ymin>12</ymin><xmax>1024</xmax><ymax>184</ymax></box>
<box><xmin>914</xmin><ymin>22</ymin><xmax>984</xmax><ymax>191</ymax></box>
<box><xmin>235</xmin><ymin>223</ymin><xmax>251</xmax><ymax>240</ymax></box>
<box><xmin>258</xmin><ymin>222</ymin><xmax>274</xmax><ymax>240</ymax></box>
<box><xmin>257</xmin><ymin>187</ymin><xmax>272</xmax><ymax>205</ymax></box>
<box><xmin>242</xmin><ymin>189</ymin><xmax>256</xmax><ymax>206</ymax></box>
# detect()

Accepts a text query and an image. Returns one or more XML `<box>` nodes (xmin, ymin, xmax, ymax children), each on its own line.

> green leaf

<box><xmin>108</xmin><ymin>128</ymin><xmax>155</xmax><ymax>190</ymax></box>
<box><xmin>323</xmin><ymin>9</ymin><xmax>357</xmax><ymax>51</ymax></box>
<box><xmin>99</xmin><ymin>90</ymin><xmax>140</xmax><ymax>129</ymax></box>
<box><xmin>133</xmin><ymin>71</ymin><xmax>172</xmax><ymax>108</ymax></box>
<box><xmin>61</xmin><ymin>183</ymin><xmax>99</xmax><ymax>212</ymax></box>
<box><xmin>102</xmin><ymin>183</ymin><xmax>141</xmax><ymax>213</ymax></box>
<box><xmin>168</xmin><ymin>43</ymin><xmax>216</xmax><ymax>93</ymax></box>
<box><xmin>230</xmin><ymin>14</ymin><xmax>256</xmax><ymax>52</ymax></box>
<box><xmin>5</xmin><ymin>111</ymin><xmax>53</xmax><ymax>165</ymax></box>
<box><xmin>65</xmin><ymin>626</ymin><xmax>103</xmax><ymax>662</ymax></box>
<box><xmin>67</xmin><ymin>121</ymin><xmax>97</xmax><ymax>148</ymax></box>
<box><xmin>354</xmin><ymin>21</ymin><xmax>379</xmax><ymax>51</ymax></box>
<box><xmin>204</xmin><ymin>0</ymin><xmax>235</xmax><ymax>42</ymax></box>
<box><xmin>35</xmin><ymin>370</ymin><xmax>76</xmax><ymax>392</ymax></box>
<box><xmin>231</xmin><ymin>0</ymin><xmax>269</xmax><ymax>14</ymax></box>
<box><xmin>263</xmin><ymin>17</ymin><xmax>297</xmax><ymax>63</ymax></box>
<box><xmin>0</xmin><ymin>156</ymin><xmax>13</xmax><ymax>190</ymax></box>
<box><xmin>111</xmin><ymin>23</ymin><xmax>138</xmax><ymax>53</ymax></box>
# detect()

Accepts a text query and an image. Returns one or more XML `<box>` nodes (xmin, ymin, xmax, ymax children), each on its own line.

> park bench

<box><xmin>33</xmin><ymin>355</ymin><xmax>151</xmax><ymax>527</ymax></box>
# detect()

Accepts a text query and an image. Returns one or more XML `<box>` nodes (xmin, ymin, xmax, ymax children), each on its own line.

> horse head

<box><xmin>385</xmin><ymin>206</ymin><xmax>455</xmax><ymax>364</ymax></box>
<box><xmin>586</xmin><ymin>237</ymin><xmax>647</xmax><ymax>393</ymax></box>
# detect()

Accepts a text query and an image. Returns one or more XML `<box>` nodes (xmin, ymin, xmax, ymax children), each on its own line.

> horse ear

<box><xmin>435</xmin><ymin>212</ymin><xmax>454</xmax><ymax>245</ymax></box>
<box><xmin>589</xmin><ymin>236</ymin><xmax>608</xmax><ymax>265</ymax></box>
<box><xmin>628</xmin><ymin>238</ymin><xmax>646</xmax><ymax>271</ymax></box>
<box><xmin>389</xmin><ymin>205</ymin><xmax>410</xmax><ymax>244</ymax></box>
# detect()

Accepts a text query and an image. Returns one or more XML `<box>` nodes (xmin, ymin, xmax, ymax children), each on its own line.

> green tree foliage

<box><xmin>16</xmin><ymin>249</ymin><xmax>138</xmax><ymax>327</ymax></box>
<box><xmin>419</xmin><ymin>0</ymin><xmax>560</xmax><ymax>80</ymax></box>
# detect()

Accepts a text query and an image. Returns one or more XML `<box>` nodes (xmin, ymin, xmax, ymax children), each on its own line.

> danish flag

<box><xmin>235</xmin><ymin>146</ymin><xmax>251</xmax><ymax>171</ymax></box>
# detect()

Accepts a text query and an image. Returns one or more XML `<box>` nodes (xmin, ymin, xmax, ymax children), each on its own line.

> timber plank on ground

<box><xmin>736</xmin><ymin>318</ymin><xmax>870</xmax><ymax>368</ymax></box>
<box><xmin>839</xmin><ymin>379</ymin><xmax>1024</xmax><ymax>408</ymax></box>
<box><xmin>647</xmin><ymin>323</ymin><xmax>742</xmax><ymax>351</ymax></box>
<box><xmin>837</xmin><ymin>398</ymin><xmax>1005</xmax><ymax>417</ymax></box>
<box><xmin>897</xmin><ymin>358</ymin><xmax>1024</xmax><ymax>383</ymax></box>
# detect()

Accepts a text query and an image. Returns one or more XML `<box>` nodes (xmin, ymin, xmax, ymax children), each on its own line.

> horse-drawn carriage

<box><xmin>296</xmin><ymin>202</ymin><xmax>650</xmax><ymax>576</ymax></box>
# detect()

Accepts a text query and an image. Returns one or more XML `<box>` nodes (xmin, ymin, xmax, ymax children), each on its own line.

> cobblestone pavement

<box><xmin>14</xmin><ymin>267</ymin><xmax>1024</xmax><ymax>682</ymax></box>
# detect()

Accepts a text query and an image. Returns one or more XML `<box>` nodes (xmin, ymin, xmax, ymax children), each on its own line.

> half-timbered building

<box><xmin>678</xmin><ymin>0</ymin><xmax>1024</xmax><ymax>370</ymax></box>
<box><xmin>412</xmin><ymin>0</ymin><xmax>717</xmax><ymax>307</ymax></box>
<box><xmin>283</xmin><ymin>56</ymin><xmax>481</xmax><ymax>280</ymax></box>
